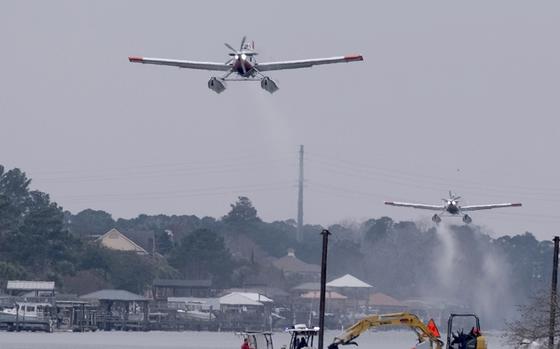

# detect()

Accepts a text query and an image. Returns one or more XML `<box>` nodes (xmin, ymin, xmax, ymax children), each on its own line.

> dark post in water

<box><xmin>318</xmin><ymin>229</ymin><xmax>331</xmax><ymax>349</ymax></box>
<box><xmin>549</xmin><ymin>236</ymin><xmax>559</xmax><ymax>349</ymax></box>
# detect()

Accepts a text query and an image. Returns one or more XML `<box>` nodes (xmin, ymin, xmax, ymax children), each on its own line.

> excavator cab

<box><xmin>446</xmin><ymin>314</ymin><xmax>487</xmax><ymax>349</ymax></box>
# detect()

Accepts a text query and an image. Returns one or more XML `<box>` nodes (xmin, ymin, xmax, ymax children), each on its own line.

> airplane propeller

<box><xmin>448</xmin><ymin>191</ymin><xmax>461</xmax><ymax>201</ymax></box>
<box><xmin>225</xmin><ymin>36</ymin><xmax>255</xmax><ymax>58</ymax></box>
<box><xmin>224</xmin><ymin>37</ymin><xmax>251</xmax><ymax>72</ymax></box>
<box><xmin>225</xmin><ymin>43</ymin><xmax>238</xmax><ymax>54</ymax></box>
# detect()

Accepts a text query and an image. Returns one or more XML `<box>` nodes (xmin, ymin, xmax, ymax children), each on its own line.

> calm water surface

<box><xmin>0</xmin><ymin>330</ymin><xmax>508</xmax><ymax>349</ymax></box>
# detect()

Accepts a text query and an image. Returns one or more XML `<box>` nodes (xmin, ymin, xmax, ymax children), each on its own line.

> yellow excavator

<box><xmin>328</xmin><ymin>312</ymin><xmax>487</xmax><ymax>349</ymax></box>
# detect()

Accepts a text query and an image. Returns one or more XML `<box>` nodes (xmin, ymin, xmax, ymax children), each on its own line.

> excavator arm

<box><xmin>329</xmin><ymin>312</ymin><xmax>443</xmax><ymax>349</ymax></box>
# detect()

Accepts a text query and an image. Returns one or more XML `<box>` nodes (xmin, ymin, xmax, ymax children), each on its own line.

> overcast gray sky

<box><xmin>1</xmin><ymin>1</ymin><xmax>559</xmax><ymax>240</ymax></box>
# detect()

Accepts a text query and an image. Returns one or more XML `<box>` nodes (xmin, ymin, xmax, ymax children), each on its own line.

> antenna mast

<box><xmin>297</xmin><ymin>145</ymin><xmax>304</xmax><ymax>242</ymax></box>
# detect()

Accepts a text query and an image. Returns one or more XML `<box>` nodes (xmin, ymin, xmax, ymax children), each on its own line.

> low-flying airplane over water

<box><xmin>129</xmin><ymin>36</ymin><xmax>363</xmax><ymax>94</ymax></box>
<box><xmin>384</xmin><ymin>191</ymin><xmax>522</xmax><ymax>224</ymax></box>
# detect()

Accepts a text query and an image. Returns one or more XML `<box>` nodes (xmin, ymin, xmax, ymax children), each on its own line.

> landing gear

<box><xmin>208</xmin><ymin>77</ymin><xmax>226</xmax><ymax>94</ymax></box>
<box><xmin>432</xmin><ymin>214</ymin><xmax>442</xmax><ymax>224</ymax></box>
<box><xmin>260</xmin><ymin>77</ymin><xmax>279</xmax><ymax>94</ymax></box>
<box><xmin>462</xmin><ymin>214</ymin><xmax>472</xmax><ymax>224</ymax></box>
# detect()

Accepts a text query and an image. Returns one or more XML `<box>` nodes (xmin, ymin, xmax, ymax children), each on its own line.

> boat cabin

<box><xmin>238</xmin><ymin>331</ymin><xmax>274</xmax><ymax>349</ymax></box>
<box><xmin>284</xmin><ymin>324</ymin><xmax>320</xmax><ymax>349</ymax></box>
<box><xmin>1</xmin><ymin>302</ymin><xmax>52</xmax><ymax>320</ymax></box>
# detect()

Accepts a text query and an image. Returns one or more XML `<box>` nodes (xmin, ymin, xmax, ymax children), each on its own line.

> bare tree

<box><xmin>504</xmin><ymin>291</ymin><xmax>560</xmax><ymax>347</ymax></box>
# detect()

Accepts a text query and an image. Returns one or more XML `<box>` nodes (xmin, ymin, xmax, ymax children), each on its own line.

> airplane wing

<box><xmin>384</xmin><ymin>201</ymin><xmax>444</xmax><ymax>211</ymax></box>
<box><xmin>461</xmin><ymin>203</ymin><xmax>522</xmax><ymax>212</ymax></box>
<box><xmin>128</xmin><ymin>56</ymin><xmax>231</xmax><ymax>71</ymax></box>
<box><xmin>255</xmin><ymin>55</ymin><xmax>363</xmax><ymax>72</ymax></box>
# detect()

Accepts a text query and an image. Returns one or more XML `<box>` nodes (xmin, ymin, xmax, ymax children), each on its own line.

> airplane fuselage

<box><xmin>231</xmin><ymin>56</ymin><xmax>256</xmax><ymax>77</ymax></box>
<box><xmin>445</xmin><ymin>201</ymin><xmax>460</xmax><ymax>214</ymax></box>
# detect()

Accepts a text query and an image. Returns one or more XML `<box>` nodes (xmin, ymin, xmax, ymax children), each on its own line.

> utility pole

<box><xmin>549</xmin><ymin>236</ymin><xmax>559</xmax><ymax>349</ymax></box>
<box><xmin>297</xmin><ymin>145</ymin><xmax>304</xmax><ymax>242</ymax></box>
<box><xmin>318</xmin><ymin>229</ymin><xmax>331</xmax><ymax>349</ymax></box>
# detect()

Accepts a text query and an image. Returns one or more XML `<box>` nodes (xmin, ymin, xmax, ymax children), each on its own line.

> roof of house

<box><xmin>153</xmin><ymin>279</ymin><xmax>212</xmax><ymax>288</ymax></box>
<box><xmin>368</xmin><ymin>292</ymin><xmax>405</xmax><ymax>307</ymax></box>
<box><xmin>292</xmin><ymin>282</ymin><xmax>321</xmax><ymax>291</ymax></box>
<box><xmin>237</xmin><ymin>292</ymin><xmax>273</xmax><ymax>303</ymax></box>
<box><xmin>219</xmin><ymin>292</ymin><xmax>273</xmax><ymax>306</ymax></box>
<box><xmin>327</xmin><ymin>274</ymin><xmax>373</xmax><ymax>288</ymax></box>
<box><xmin>273</xmin><ymin>250</ymin><xmax>320</xmax><ymax>274</ymax></box>
<box><xmin>300</xmin><ymin>291</ymin><xmax>347</xmax><ymax>300</ymax></box>
<box><xmin>80</xmin><ymin>289</ymin><xmax>149</xmax><ymax>302</ymax></box>
<box><xmin>97</xmin><ymin>228</ymin><xmax>148</xmax><ymax>254</ymax></box>
<box><xmin>7</xmin><ymin>280</ymin><xmax>55</xmax><ymax>291</ymax></box>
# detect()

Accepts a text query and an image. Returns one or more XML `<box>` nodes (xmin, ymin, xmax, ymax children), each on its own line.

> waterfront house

<box><xmin>152</xmin><ymin>279</ymin><xmax>213</xmax><ymax>300</ymax></box>
<box><xmin>97</xmin><ymin>228</ymin><xmax>148</xmax><ymax>255</ymax></box>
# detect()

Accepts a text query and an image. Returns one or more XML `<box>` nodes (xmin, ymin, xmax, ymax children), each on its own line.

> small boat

<box><xmin>177</xmin><ymin>309</ymin><xmax>216</xmax><ymax>321</ymax></box>
<box><xmin>283</xmin><ymin>324</ymin><xmax>320</xmax><ymax>349</ymax></box>
<box><xmin>238</xmin><ymin>331</ymin><xmax>274</xmax><ymax>349</ymax></box>
<box><xmin>0</xmin><ymin>302</ymin><xmax>53</xmax><ymax>332</ymax></box>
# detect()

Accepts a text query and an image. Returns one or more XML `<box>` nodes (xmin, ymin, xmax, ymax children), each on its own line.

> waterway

<box><xmin>0</xmin><ymin>330</ymin><xmax>508</xmax><ymax>349</ymax></box>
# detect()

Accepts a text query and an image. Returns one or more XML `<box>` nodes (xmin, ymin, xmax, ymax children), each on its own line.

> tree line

<box><xmin>0</xmin><ymin>164</ymin><xmax>555</xmax><ymax>328</ymax></box>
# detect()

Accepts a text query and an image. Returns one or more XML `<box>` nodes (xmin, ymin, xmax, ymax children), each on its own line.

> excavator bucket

<box><xmin>427</xmin><ymin>319</ymin><xmax>441</xmax><ymax>338</ymax></box>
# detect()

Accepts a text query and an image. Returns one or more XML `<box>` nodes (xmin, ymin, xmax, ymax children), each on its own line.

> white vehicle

<box><xmin>129</xmin><ymin>36</ymin><xmax>363</xmax><ymax>94</ymax></box>
<box><xmin>385</xmin><ymin>191</ymin><xmax>522</xmax><ymax>224</ymax></box>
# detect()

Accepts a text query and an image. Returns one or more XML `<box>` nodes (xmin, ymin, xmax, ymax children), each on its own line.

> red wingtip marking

<box><xmin>384</xmin><ymin>201</ymin><xmax>393</xmax><ymax>205</ymax></box>
<box><xmin>512</xmin><ymin>203</ymin><xmax>522</xmax><ymax>207</ymax></box>
<box><xmin>344</xmin><ymin>55</ymin><xmax>364</xmax><ymax>62</ymax></box>
<box><xmin>128</xmin><ymin>56</ymin><xmax>143</xmax><ymax>62</ymax></box>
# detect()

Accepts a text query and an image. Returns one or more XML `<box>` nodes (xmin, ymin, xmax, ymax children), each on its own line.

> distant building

<box><xmin>224</xmin><ymin>287</ymin><xmax>290</xmax><ymax>306</ymax></box>
<box><xmin>6</xmin><ymin>280</ymin><xmax>55</xmax><ymax>297</ymax></box>
<box><xmin>368</xmin><ymin>292</ymin><xmax>407</xmax><ymax>313</ymax></box>
<box><xmin>168</xmin><ymin>296</ymin><xmax>220</xmax><ymax>312</ymax></box>
<box><xmin>97</xmin><ymin>228</ymin><xmax>148</xmax><ymax>254</ymax></box>
<box><xmin>292</xmin><ymin>282</ymin><xmax>321</xmax><ymax>293</ymax></box>
<box><xmin>80</xmin><ymin>289</ymin><xmax>150</xmax><ymax>330</ymax></box>
<box><xmin>326</xmin><ymin>274</ymin><xmax>374</xmax><ymax>289</ymax></box>
<box><xmin>152</xmin><ymin>279</ymin><xmax>213</xmax><ymax>300</ymax></box>
<box><xmin>273</xmin><ymin>248</ymin><xmax>320</xmax><ymax>279</ymax></box>
<box><xmin>300</xmin><ymin>290</ymin><xmax>348</xmax><ymax>312</ymax></box>
<box><xmin>219</xmin><ymin>292</ymin><xmax>273</xmax><ymax>313</ymax></box>
<box><xmin>327</xmin><ymin>274</ymin><xmax>373</xmax><ymax>307</ymax></box>
<box><xmin>218</xmin><ymin>292</ymin><xmax>274</xmax><ymax>330</ymax></box>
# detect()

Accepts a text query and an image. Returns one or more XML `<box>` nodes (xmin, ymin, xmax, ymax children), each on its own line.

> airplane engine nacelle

<box><xmin>208</xmin><ymin>77</ymin><xmax>226</xmax><ymax>94</ymax></box>
<box><xmin>462</xmin><ymin>214</ymin><xmax>472</xmax><ymax>224</ymax></box>
<box><xmin>432</xmin><ymin>214</ymin><xmax>442</xmax><ymax>224</ymax></box>
<box><xmin>260</xmin><ymin>77</ymin><xmax>279</xmax><ymax>94</ymax></box>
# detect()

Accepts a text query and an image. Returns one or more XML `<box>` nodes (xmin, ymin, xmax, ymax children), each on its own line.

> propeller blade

<box><xmin>225</xmin><ymin>58</ymin><xmax>234</xmax><ymax>65</ymax></box>
<box><xmin>225</xmin><ymin>43</ymin><xmax>237</xmax><ymax>53</ymax></box>
<box><xmin>239</xmin><ymin>36</ymin><xmax>247</xmax><ymax>51</ymax></box>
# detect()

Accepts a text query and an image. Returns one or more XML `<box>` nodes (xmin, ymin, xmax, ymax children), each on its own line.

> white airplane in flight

<box><xmin>384</xmin><ymin>191</ymin><xmax>522</xmax><ymax>224</ymax></box>
<box><xmin>129</xmin><ymin>36</ymin><xmax>363</xmax><ymax>94</ymax></box>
